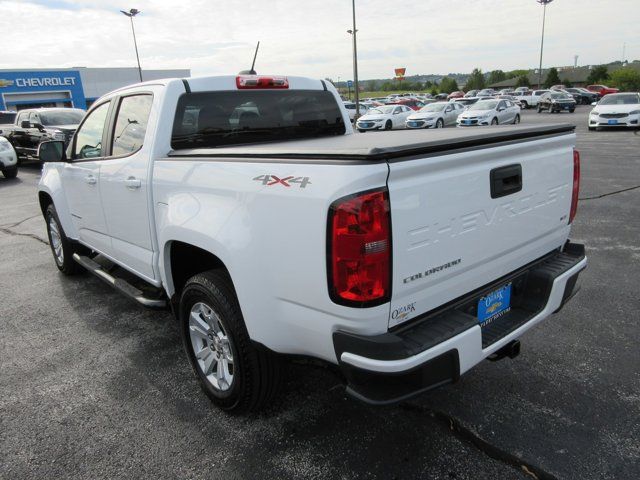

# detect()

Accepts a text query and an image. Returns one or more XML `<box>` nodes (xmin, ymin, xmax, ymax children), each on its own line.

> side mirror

<box><xmin>38</xmin><ymin>140</ymin><xmax>66</xmax><ymax>162</ymax></box>
<box><xmin>21</xmin><ymin>120</ymin><xmax>31</xmax><ymax>129</ymax></box>
<box><xmin>33</xmin><ymin>122</ymin><xmax>45</xmax><ymax>130</ymax></box>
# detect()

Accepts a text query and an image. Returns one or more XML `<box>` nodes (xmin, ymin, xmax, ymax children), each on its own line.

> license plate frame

<box><xmin>608</xmin><ymin>119</ymin><xmax>618</xmax><ymax>125</ymax></box>
<box><xmin>477</xmin><ymin>283</ymin><xmax>512</xmax><ymax>326</ymax></box>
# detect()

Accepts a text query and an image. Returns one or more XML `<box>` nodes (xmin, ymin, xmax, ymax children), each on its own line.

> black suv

<box><xmin>537</xmin><ymin>92</ymin><xmax>576</xmax><ymax>113</ymax></box>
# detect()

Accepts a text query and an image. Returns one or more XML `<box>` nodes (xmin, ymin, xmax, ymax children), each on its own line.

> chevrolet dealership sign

<box><xmin>14</xmin><ymin>76</ymin><xmax>77</xmax><ymax>87</ymax></box>
<box><xmin>0</xmin><ymin>70</ymin><xmax>85</xmax><ymax>110</ymax></box>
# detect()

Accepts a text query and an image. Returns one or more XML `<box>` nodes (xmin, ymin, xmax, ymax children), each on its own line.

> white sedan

<box><xmin>457</xmin><ymin>99</ymin><xmax>521</xmax><ymax>127</ymax></box>
<box><xmin>405</xmin><ymin>102</ymin><xmax>465</xmax><ymax>129</ymax></box>
<box><xmin>356</xmin><ymin>105</ymin><xmax>413</xmax><ymax>131</ymax></box>
<box><xmin>0</xmin><ymin>136</ymin><xmax>18</xmax><ymax>179</ymax></box>
<box><xmin>588</xmin><ymin>92</ymin><xmax>640</xmax><ymax>131</ymax></box>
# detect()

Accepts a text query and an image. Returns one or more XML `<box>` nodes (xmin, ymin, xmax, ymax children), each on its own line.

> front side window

<box><xmin>112</xmin><ymin>94</ymin><xmax>153</xmax><ymax>156</ymax></box>
<box><xmin>73</xmin><ymin>102</ymin><xmax>110</xmax><ymax>160</ymax></box>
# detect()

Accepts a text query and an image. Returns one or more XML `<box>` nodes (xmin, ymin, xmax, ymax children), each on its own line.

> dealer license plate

<box><xmin>608</xmin><ymin>119</ymin><xmax>618</xmax><ymax>125</ymax></box>
<box><xmin>463</xmin><ymin>120</ymin><xmax>472</xmax><ymax>125</ymax></box>
<box><xmin>477</xmin><ymin>283</ymin><xmax>512</xmax><ymax>325</ymax></box>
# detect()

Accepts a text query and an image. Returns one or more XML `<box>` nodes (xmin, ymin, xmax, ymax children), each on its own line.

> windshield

<box><xmin>369</xmin><ymin>106</ymin><xmax>395</xmax><ymax>115</ymax></box>
<box><xmin>39</xmin><ymin>109</ymin><xmax>85</xmax><ymax>126</ymax></box>
<box><xmin>172</xmin><ymin>90</ymin><xmax>345</xmax><ymax>149</ymax></box>
<box><xmin>599</xmin><ymin>94</ymin><xmax>640</xmax><ymax>105</ymax></box>
<box><xmin>419</xmin><ymin>103</ymin><xmax>446</xmax><ymax>112</ymax></box>
<box><xmin>550</xmin><ymin>93</ymin><xmax>571</xmax><ymax>99</ymax></box>
<box><xmin>469</xmin><ymin>100</ymin><xmax>498</xmax><ymax>111</ymax></box>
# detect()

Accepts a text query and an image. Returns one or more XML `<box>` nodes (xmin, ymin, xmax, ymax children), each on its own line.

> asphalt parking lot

<box><xmin>1</xmin><ymin>105</ymin><xmax>638</xmax><ymax>480</ymax></box>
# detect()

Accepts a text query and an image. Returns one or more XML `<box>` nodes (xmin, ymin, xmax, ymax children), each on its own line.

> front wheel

<box><xmin>513</xmin><ymin>114</ymin><xmax>520</xmax><ymax>124</ymax></box>
<box><xmin>569</xmin><ymin>108</ymin><xmax>575</xmax><ymax>113</ymax></box>
<box><xmin>44</xmin><ymin>204</ymin><xmax>83</xmax><ymax>275</ymax></box>
<box><xmin>521</xmin><ymin>101</ymin><xmax>529</xmax><ymax>109</ymax></box>
<box><xmin>1</xmin><ymin>165</ymin><xmax>17</xmax><ymax>179</ymax></box>
<box><xmin>384</xmin><ymin>120</ymin><xmax>392</xmax><ymax>131</ymax></box>
<box><xmin>180</xmin><ymin>270</ymin><xmax>284</xmax><ymax>412</ymax></box>
<box><xmin>435</xmin><ymin>118</ymin><xmax>444</xmax><ymax>129</ymax></box>
<box><xmin>491</xmin><ymin>117</ymin><xmax>499</xmax><ymax>125</ymax></box>
<box><xmin>537</xmin><ymin>105</ymin><xmax>543</xmax><ymax>113</ymax></box>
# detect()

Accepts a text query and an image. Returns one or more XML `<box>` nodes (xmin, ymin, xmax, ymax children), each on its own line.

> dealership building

<box><xmin>0</xmin><ymin>67</ymin><xmax>190</xmax><ymax>111</ymax></box>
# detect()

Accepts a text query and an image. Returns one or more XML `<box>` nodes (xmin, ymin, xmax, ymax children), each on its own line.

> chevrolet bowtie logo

<box><xmin>0</xmin><ymin>79</ymin><xmax>15</xmax><ymax>88</ymax></box>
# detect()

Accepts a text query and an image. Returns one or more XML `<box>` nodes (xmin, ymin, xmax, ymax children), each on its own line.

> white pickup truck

<box><xmin>37</xmin><ymin>74</ymin><xmax>587</xmax><ymax>412</ymax></box>
<box><xmin>516</xmin><ymin>89</ymin><xmax>550</xmax><ymax>109</ymax></box>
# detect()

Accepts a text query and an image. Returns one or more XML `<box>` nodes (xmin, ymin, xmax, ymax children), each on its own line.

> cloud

<box><xmin>0</xmin><ymin>0</ymin><xmax>637</xmax><ymax>80</ymax></box>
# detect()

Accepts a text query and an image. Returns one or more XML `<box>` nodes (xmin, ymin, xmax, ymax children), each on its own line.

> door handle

<box><xmin>125</xmin><ymin>177</ymin><xmax>141</xmax><ymax>189</ymax></box>
<box><xmin>85</xmin><ymin>174</ymin><xmax>97</xmax><ymax>185</ymax></box>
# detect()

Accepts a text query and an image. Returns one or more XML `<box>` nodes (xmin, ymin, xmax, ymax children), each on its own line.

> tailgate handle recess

<box><xmin>490</xmin><ymin>164</ymin><xmax>522</xmax><ymax>198</ymax></box>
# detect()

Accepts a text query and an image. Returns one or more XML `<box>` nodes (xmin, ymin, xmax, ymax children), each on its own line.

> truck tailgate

<box><xmin>387</xmin><ymin>129</ymin><xmax>576</xmax><ymax>328</ymax></box>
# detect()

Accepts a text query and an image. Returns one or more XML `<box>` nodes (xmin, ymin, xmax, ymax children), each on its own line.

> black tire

<box><xmin>435</xmin><ymin>118</ymin><xmax>444</xmax><ymax>129</ymax></box>
<box><xmin>521</xmin><ymin>101</ymin><xmax>529</xmax><ymax>109</ymax></box>
<box><xmin>44</xmin><ymin>204</ymin><xmax>83</xmax><ymax>275</ymax></box>
<box><xmin>537</xmin><ymin>105</ymin><xmax>543</xmax><ymax>113</ymax></box>
<box><xmin>513</xmin><ymin>114</ymin><xmax>520</xmax><ymax>124</ymax></box>
<box><xmin>491</xmin><ymin>117</ymin><xmax>499</xmax><ymax>125</ymax></box>
<box><xmin>358</xmin><ymin>129</ymin><xmax>365</xmax><ymax>133</ymax></box>
<box><xmin>180</xmin><ymin>270</ymin><xmax>284</xmax><ymax>413</ymax></box>
<box><xmin>1</xmin><ymin>164</ymin><xmax>17</xmax><ymax>179</ymax></box>
<box><xmin>384</xmin><ymin>120</ymin><xmax>392</xmax><ymax>131</ymax></box>
<box><xmin>569</xmin><ymin>108</ymin><xmax>575</xmax><ymax>113</ymax></box>
<box><xmin>588</xmin><ymin>127</ymin><xmax>596</xmax><ymax>131</ymax></box>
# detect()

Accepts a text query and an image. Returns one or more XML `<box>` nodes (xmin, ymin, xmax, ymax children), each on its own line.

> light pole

<box><xmin>121</xmin><ymin>8</ymin><xmax>143</xmax><ymax>82</ymax></box>
<box><xmin>347</xmin><ymin>0</ymin><xmax>360</xmax><ymax>118</ymax></box>
<box><xmin>536</xmin><ymin>0</ymin><xmax>553</xmax><ymax>89</ymax></box>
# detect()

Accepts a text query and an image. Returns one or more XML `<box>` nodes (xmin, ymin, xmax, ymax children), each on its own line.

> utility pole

<box><xmin>347</xmin><ymin>0</ymin><xmax>360</xmax><ymax>119</ymax></box>
<box><xmin>536</xmin><ymin>0</ymin><xmax>553</xmax><ymax>89</ymax></box>
<box><xmin>121</xmin><ymin>9</ymin><xmax>143</xmax><ymax>82</ymax></box>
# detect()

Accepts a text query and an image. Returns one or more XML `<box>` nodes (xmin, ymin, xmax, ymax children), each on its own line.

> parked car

<box><xmin>405</xmin><ymin>101</ymin><xmax>465</xmax><ymax>129</ymax></box>
<box><xmin>496</xmin><ymin>95</ymin><xmax>523</xmax><ymax>108</ymax></box>
<box><xmin>587</xmin><ymin>85</ymin><xmax>619</xmax><ymax>97</ymax></box>
<box><xmin>517</xmin><ymin>89</ymin><xmax>550</xmax><ymax>109</ymax></box>
<box><xmin>537</xmin><ymin>92</ymin><xmax>576</xmax><ymax>113</ymax></box>
<box><xmin>464</xmin><ymin>90</ymin><xmax>479</xmax><ymax>98</ymax></box>
<box><xmin>0</xmin><ymin>110</ymin><xmax>17</xmax><ymax>125</ymax></box>
<box><xmin>550</xmin><ymin>85</ymin><xmax>567</xmax><ymax>91</ymax></box>
<box><xmin>514</xmin><ymin>87</ymin><xmax>530</xmax><ymax>93</ymax></box>
<box><xmin>343</xmin><ymin>102</ymin><xmax>370</xmax><ymax>122</ymax></box>
<box><xmin>565</xmin><ymin>88</ymin><xmax>599</xmax><ymax>105</ymax></box>
<box><xmin>457</xmin><ymin>98</ymin><xmax>520</xmax><ymax>126</ymax></box>
<box><xmin>434</xmin><ymin>93</ymin><xmax>449</xmax><ymax>101</ymax></box>
<box><xmin>388</xmin><ymin>98</ymin><xmax>425</xmax><ymax>111</ymax></box>
<box><xmin>498</xmin><ymin>88</ymin><xmax>515</xmax><ymax>95</ymax></box>
<box><xmin>0</xmin><ymin>135</ymin><xmax>18</xmax><ymax>178</ymax></box>
<box><xmin>453</xmin><ymin>97</ymin><xmax>480</xmax><ymax>108</ymax></box>
<box><xmin>588</xmin><ymin>92</ymin><xmax>640</xmax><ymax>130</ymax></box>
<box><xmin>356</xmin><ymin>104</ymin><xmax>413</xmax><ymax>131</ymax></box>
<box><xmin>36</xmin><ymin>73</ymin><xmax>586</xmax><ymax>412</ymax></box>
<box><xmin>447</xmin><ymin>91</ymin><xmax>465</xmax><ymax>100</ymax></box>
<box><xmin>477</xmin><ymin>89</ymin><xmax>497</xmax><ymax>97</ymax></box>
<box><xmin>0</xmin><ymin>108</ymin><xmax>84</xmax><ymax>160</ymax></box>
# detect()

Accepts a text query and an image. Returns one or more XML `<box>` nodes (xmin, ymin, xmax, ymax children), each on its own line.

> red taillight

<box><xmin>236</xmin><ymin>75</ymin><xmax>289</xmax><ymax>89</ymax></box>
<box><xmin>570</xmin><ymin>149</ymin><xmax>580</xmax><ymax>223</ymax></box>
<box><xmin>328</xmin><ymin>188</ymin><xmax>391</xmax><ymax>306</ymax></box>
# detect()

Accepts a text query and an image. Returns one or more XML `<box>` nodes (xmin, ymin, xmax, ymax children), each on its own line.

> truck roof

<box><xmin>169</xmin><ymin>124</ymin><xmax>575</xmax><ymax>162</ymax></box>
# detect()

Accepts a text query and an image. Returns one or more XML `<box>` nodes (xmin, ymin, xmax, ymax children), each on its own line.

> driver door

<box><xmin>61</xmin><ymin>100</ymin><xmax>112</xmax><ymax>253</ymax></box>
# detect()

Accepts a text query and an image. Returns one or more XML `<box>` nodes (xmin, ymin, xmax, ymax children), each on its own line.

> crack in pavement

<box><xmin>0</xmin><ymin>213</ymin><xmax>41</xmax><ymax>229</ymax></box>
<box><xmin>0</xmin><ymin>226</ymin><xmax>49</xmax><ymax>245</ymax></box>
<box><xmin>579</xmin><ymin>184</ymin><xmax>640</xmax><ymax>201</ymax></box>
<box><xmin>400</xmin><ymin>403</ymin><xmax>559</xmax><ymax>480</ymax></box>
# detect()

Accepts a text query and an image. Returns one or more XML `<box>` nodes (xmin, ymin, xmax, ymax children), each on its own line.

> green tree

<box><xmin>488</xmin><ymin>70</ymin><xmax>507</xmax><ymax>85</ymax></box>
<box><xmin>586</xmin><ymin>65</ymin><xmax>609</xmax><ymax>84</ymax></box>
<box><xmin>430</xmin><ymin>86</ymin><xmax>439</xmax><ymax>96</ymax></box>
<box><xmin>515</xmin><ymin>75</ymin><xmax>531</xmax><ymax>88</ymax></box>
<box><xmin>610</xmin><ymin>68</ymin><xmax>640</xmax><ymax>91</ymax></box>
<box><xmin>439</xmin><ymin>77</ymin><xmax>459</xmax><ymax>93</ymax></box>
<box><xmin>506</xmin><ymin>69</ymin><xmax>530</xmax><ymax>79</ymax></box>
<box><xmin>424</xmin><ymin>80</ymin><xmax>433</xmax><ymax>89</ymax></box>
<box><xmin>465</xmin><ymin>68</ymin><xmax>485</xmax><ymax>90</ymax></box>
<box><xmin>561</xmin><ymin>78</ymin><xmax>573</xmax><ymax>87</ymax></box>
<box><xmin>543</xmin><ymin>68</ymin><xmax>561</xmax><ymax>88</ymax></box>
<box><xmin>380</xmin><ymin>81</ymin><xmax>394</xmax><ymax>91</ymax></box>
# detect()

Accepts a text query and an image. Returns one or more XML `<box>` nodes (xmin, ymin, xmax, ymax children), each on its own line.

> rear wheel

<box><xmin>44</xmin><ymin>204</ymin><xmax>83</xmax><ymax>275</ymax></box>
<box><xmin>1</xmin><ymin>165</ymin><xmax>17</xmax><ymax>179</ymax></box>
<box><xmin>435</xmin><ymin>118</ymin><xmax>444</xmax><ymax>129</ymax></box>
<box><xmin>384</xmin><ymin>120</ymin><xmax>392</xmax><ymax>130</ymax></box>
<box><xmin>491</xmin><ymin>117</ymin><xmax>499</xmax><ymax>125</ymax></box>
<box><xmin>521</xmin><ymin>101</ymin><xmax>529</xmax><ymax>109</ymax></box>
<box><xmin>180</xmin><ymin>270</ymin><xmax>284</xmax><ymax>412</ymax></box>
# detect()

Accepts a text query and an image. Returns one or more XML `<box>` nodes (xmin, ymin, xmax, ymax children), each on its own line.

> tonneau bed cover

<box><xmin>168</xmin><ymin>124</ymin><xmax>575</xmax><ymax>161</ymax></box>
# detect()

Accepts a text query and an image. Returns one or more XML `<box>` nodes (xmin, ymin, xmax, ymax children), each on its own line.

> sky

<box><xmin>0</xmin><ymin>0</ymin><xmax>638</xmax><ymax>80</ymax></box>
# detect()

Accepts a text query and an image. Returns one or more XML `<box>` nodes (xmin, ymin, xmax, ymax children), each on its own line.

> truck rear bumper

<box><xmin>333</xmin><ymin>242</ymin><xmax>587</xmax><ymax>405</ymax></box>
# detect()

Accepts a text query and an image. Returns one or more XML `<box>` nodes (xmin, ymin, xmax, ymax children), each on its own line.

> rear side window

<box><xmin>171</xmin><ymin>90</ymin><xmax>345</xmax><ymax>149</ymax></box>
<box><xmin>112</xmin><ymin>94</ymin><xmax>153</xmax><ymax>156</ymax></box>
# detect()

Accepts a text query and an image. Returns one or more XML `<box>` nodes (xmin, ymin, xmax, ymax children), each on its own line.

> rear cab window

<box><xmin>171</xmin><ymin>90</ymin><xmax>345</xmax><ymax>149</ymax></box>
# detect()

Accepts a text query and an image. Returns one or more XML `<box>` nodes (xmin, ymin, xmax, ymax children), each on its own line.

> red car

<box><xmin>388</xmin><ymin>98</ymin><xmax>425</xmax><ymax>110</ymax></box>
<box><xmin>447</xmin><ymin>91</ymin><xmax>465</xmax><ymax>100</ymax></box>
<box><xmin>586</xmin><ymin>85</ymin><xmax>619</xmax><ymax>97</ymax></box>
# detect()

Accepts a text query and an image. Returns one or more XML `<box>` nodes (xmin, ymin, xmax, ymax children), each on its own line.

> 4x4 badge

<box><xmin>253</xmin><ymin>175</ymin><xmax>311</xmax><ymax>188</ymax></box>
